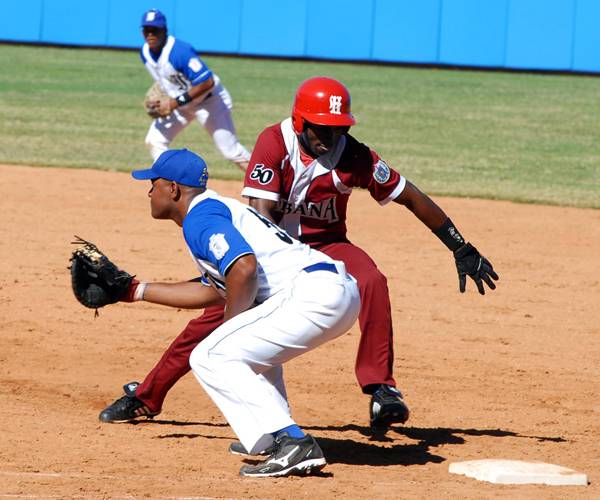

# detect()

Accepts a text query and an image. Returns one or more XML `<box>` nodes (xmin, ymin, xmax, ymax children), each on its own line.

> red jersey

<box><xmin>242</xmin><ymin>118</ymin><xmax>406</xmax><ymax>244</ymax></box>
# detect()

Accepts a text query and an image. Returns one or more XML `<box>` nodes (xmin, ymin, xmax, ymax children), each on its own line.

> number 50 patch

<box><xmin>249</xmin><ymin>164</ymin><xmax>274</xmax><ymax>185</ymax></box>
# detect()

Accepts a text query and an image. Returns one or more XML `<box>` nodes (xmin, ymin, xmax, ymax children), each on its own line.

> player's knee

<box><xmin>144</xmin><ymin>134</ymin><xmax>153</xmax><ymax>151</ymax></box>
<box><xmin>358</xmin><ymin>269</ymin><xmax>389</xmax><ymax>294</ymax></box>
<box><xmin>145</xmin><ymin>138</ymin><xmax>166</xmax><ymax>161</ymax></box>
<box><xmin>190</xmin><ymin>343</ymin><xmax>230</xmax><ymax>378</ymax></box>
<box><xmin>218</xmin><ymin>142</ymin><xmax>250</xmax><ymax>164</ymax></box>
<box><xmin>145</xmin><ymin>129</ymin><xmax>170</xmax><ymax>158</ymax></box>
<box><xmin>189</xmin><ymin>344</ymin><xmax>210</xmax><ymax>375</ymax></box>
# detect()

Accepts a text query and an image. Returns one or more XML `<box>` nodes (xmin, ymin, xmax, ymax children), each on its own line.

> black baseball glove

<box><xmin>453</xmin><ymin>243</ymin><xmax>499</xmax><ymax>295</ymax></box>
<box><xmin>69</xmin><ymin>236</ymin><xmax>135</xmax><ymax>309</ymax></box>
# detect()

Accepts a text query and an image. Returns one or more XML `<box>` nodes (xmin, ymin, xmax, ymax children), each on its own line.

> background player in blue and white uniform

<box><xmin>140</xmin><ymin>9</ymin><xmax>250</xmax><ymax>171</ymax></box>
<box><xmin>127</xmin><ymin>148</ymin><xmax>360</xmax><ymax>477</ymax></box>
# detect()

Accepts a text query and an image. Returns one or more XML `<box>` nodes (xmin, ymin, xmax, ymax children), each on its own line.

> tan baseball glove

<box><xmin>143</xmin><ymin>83</ymin><xmax>172</xmax><ymax>118</ymax></box>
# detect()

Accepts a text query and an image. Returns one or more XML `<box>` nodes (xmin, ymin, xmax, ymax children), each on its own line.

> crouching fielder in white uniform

<box><xmin>130</xmin><ymin>148</ymin><xmax>360</xmax><ymax>477</ymax></box>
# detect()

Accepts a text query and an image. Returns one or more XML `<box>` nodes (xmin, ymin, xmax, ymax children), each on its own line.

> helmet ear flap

<box><xmin>291</xmin><ymin>109</ymin><xmax>304</xmax><ymax>135</ymax></box>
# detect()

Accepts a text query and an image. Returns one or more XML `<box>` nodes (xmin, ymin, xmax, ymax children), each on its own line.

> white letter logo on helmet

<box><xmin>329</xmin><ymin>95</ymin><xmax>342</xmax><ymax>115</ymax></box>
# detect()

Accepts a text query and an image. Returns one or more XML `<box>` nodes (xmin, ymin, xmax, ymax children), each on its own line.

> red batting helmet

<box><xmin>291</xmin><ymin>76</ymin><xmax>356</xmax><ymax>135</ymax></box>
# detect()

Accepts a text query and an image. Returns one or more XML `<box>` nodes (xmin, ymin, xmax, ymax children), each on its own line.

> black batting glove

<box><xmin>453</xmin><ymin>243</ymin><xmax>499</xmax><ymax>295</ymax></box>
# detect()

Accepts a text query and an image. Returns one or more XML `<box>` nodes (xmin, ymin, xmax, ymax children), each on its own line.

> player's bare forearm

<box><xmin>396</xmin><ymin>181</ymin><xmax>499</xmax><ymax>294</ymax></box>
<box><xmin>143</xmin><ymin>281</ymin><xmax>224</xmax><ymax>309</ymax></box>
<box><xmin>249</xmin><ymin>197</ymin><xmax>281</xmax><ymax>224</ymax></box>
<box><xmin>189</xmin><ymin>76</ymin><xmax>215</xmax><ymax>100</ymax></box>
<box><xmin>394</xmin><ymin>181</ymin><xmax>448</xmax><ymax>231</ymax></box>
<box><xmin>224</xmin><ymin>254</ymin><xmax>259</xmax><ymax>321</ymax></box>
<box><xmin>165</xmin><ymin>77</ymin><xmax>216</xmax><ymax>113</ymax></box>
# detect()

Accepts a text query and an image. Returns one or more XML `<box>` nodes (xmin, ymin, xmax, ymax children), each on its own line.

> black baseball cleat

<box><xmin>239</xmin><ymin>433</ymin><xmax>326</xmax><ymax>477</ymax></box>
<box><xmin>229</xmin><ymin>441</ymin><xmax>275</xmax><ymax>457</ymax></box>
<box><xmin>98</xmin><ymin>381</ymin><xmax>159</xmax><ymax>423</ymax></box>
<box><xmin>369</xmin><ymin>385</ymin><xmax>410</xmax><ymax>431</ymax></box>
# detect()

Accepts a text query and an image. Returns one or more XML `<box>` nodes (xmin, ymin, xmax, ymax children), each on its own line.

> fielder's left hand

<box><xmin>453</xmin><ymin>243</ymin><xmax>499</xmax><ymax>295</ymax></box>
<box><xmin>157</xmin><ymin>96</ymin><xmax>176</xmax><ymax>117</ymax></box>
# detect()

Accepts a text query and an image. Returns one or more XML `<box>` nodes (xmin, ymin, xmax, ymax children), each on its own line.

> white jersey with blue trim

<box><xmin>183</xmin><ymin>190</ymin><xmax>334</xmax><ymax>303</ymax></box>
<box><xmin>140</xmin><ymin>35</ymin><xmax>219</xmax><ymax>98</ymax></box>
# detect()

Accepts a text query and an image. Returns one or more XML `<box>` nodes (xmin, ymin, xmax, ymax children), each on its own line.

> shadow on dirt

<box><xmin>127</xmin><ymin>419</ymin><xmax>567</xmax><ymax>465</ymax></box>
<box><xmin>317</xmin><ymin>436</ymin><xmax>445</xmax><ymax>466</ymax></box>
<box><xmin>307</xmin><ymin>424</ymin><xmax>567</xmax><ymax>466</ymax></box>
<box><xmin>127</xmin><ymin>418</ymin><xmax>228</xmax><ymax>427</ymax></box>
<box><xmin>126</xmin><ymin>418</ymin><xmax>229</xmax><ymax>440</ymax></box>
<box><xmin>307</xmin><ymin>423</ymin><xmax>566</xmax><ymax>443</ymax></box>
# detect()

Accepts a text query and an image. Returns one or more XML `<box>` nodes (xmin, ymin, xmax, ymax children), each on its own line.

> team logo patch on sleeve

<box><xmin>188</xmin><ymin>57</ymin><xmax>203</xmax><ymax>73</ymax></box>
<box><xmin>209</xmin><ymin>233</ymin><xmax>229</xmax><ymax>260</ymax></box>
<box><xmin>373</xmin><ymin>160</ymin><xmax>391</xmax><ymax>184</ymax></box>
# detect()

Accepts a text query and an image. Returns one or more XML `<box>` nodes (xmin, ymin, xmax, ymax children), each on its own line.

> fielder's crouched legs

<box><xmin>189</xmin><ymin>264</ymin><xmax>360</xmax><ymax>477</ymax></box>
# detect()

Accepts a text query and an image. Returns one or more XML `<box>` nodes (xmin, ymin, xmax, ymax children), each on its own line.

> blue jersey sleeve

<box><xmin>169</xmin><ymin>39</ymin><xmax>213</xmax><ymax>86</ymax></box>
<box><xmin>183</xmin><ymin>199</ymin><xmax>254</xmax><ymax>275</ymax></box>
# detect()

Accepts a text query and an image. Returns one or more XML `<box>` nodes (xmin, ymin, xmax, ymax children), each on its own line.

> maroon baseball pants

<box><xmin>136</xmin><ymin>305</ymin><xmax>225</xmax><ymax>412</ymax></box>
<box><xmin>316</xmin><ymin>241</ymin><xmax>396</xmax><ymax>392</ymax></box>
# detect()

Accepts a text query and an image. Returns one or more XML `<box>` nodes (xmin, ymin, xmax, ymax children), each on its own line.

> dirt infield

<box><xmin>1</xmin><ymin>164</ymin><xmax>598</xmax><ymax>499</ymax></box>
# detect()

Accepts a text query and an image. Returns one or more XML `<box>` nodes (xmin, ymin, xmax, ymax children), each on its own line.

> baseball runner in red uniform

<box><xmin>100</xmin><ymin>77</ymin><xmax>498</xmax><ymax>433</ymax></box>
<box><xmin>242</xmin><ymin>76</ymin><xmax>498</xmax><ymax>428</ymax></box>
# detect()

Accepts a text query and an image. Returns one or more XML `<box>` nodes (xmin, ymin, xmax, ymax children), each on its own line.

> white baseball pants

<box><xmin>189</xmin><ymin>262</ymin><xmax>360</xmax><ymax>455</ymax></box>
<box><xmin>144</xmin><ymin>82</ymin><xmax>250</xmax><ymax>167</ymax></box>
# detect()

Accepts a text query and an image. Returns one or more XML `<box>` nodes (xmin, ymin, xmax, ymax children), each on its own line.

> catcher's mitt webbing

<box><xmin>69</xmin><ymin>236</ymin><xmax>134</xmax><ymax>311</ymax></box>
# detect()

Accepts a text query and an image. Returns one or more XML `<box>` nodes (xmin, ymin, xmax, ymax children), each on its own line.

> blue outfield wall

<box><xmin>1</xmin><ymin>0</ymin><xmax>598</xmax><ymax>73</ymax></box>
<box><xmin>373</xmin><ymin>1</ymin><xmax>441</xmax><ymax>64</ymax></box>
<box><xmin>439</xmin><ymin>0</ymin><xmax>509</xmax><ymax>68</ymax></box>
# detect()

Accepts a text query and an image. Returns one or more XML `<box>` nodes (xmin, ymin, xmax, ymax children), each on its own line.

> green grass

<box><xmin>0</xmin><ymin>44</ymin><xmax>598</xmax><ymax>207</ymax></box>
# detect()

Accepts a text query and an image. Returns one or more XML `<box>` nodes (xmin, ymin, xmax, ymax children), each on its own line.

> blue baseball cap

<box><xmin>132</xmin><ymin>149</ymin><xmax>209</xmax><ymax>188</ymax></box>
<box><xmin>141</xmin><ymin>9</ymin><xmax>167</xmax><ymax>29</ymax></box>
